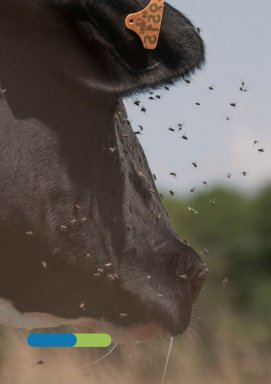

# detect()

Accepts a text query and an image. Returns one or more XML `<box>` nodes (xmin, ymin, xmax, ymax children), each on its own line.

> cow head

<box><xmin>0</xmin><ymin>0</ymin><xmax>207</xmax><ymax>342</ymax></box>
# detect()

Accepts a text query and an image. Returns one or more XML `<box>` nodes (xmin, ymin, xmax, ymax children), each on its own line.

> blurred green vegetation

<box><xmin>163</xmin><ymin>185</ymin><xmax>271</xmax><ymax>349</ymax></box>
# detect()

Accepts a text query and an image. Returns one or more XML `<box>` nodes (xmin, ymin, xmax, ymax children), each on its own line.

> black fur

<box><xmin>0</xmin><ymin>1</ymin><xmax>206</xmax><ymax>336</ymax></box>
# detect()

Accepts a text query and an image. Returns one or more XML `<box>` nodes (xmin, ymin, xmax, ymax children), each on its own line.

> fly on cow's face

<box><xmin>155</xmin><ymin>213</ymin><xmax>161</xmax><ymax>222</ymax></box>
<box><xmin>73</xmin><ymin>203</ymin><xmax>81</xmax><ymax>216</ymax></box>
<box><xmin>107</xmin><ymin>274</ymin><xmax>118</xmax><ymax>282</ymax></box>
<box><xmin>120</xmin><ymin>313</ymin><xmax>129</xmax><ymax>319</ymax></box>
<box><xmin>41</xmin><ymin>261</ymin><xmax>48</xmax><ymax>269</ymax></box>
<box><xmin>109</xmin><ymin>146</ymin><xmax>117</xmax><ymax>153</ymax></box>
<box><xmin>104</xmin><ymin>262</ymin><xmax>112</xmax><ymax>268</ymax></box>
<box><xmin>0</xmin><ymin>88</ymin><xmax>6</xmax><ymax>97</ymax></box>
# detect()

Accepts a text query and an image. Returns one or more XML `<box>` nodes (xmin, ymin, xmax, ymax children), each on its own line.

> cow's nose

<box><xmin>190</xmin><ymin>263</ymin><xmax>208</xmax><ymax>301</ymax></box>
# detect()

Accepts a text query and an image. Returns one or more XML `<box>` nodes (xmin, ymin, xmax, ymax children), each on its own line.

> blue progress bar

<box><xmin>28</xmin><ymin>333</ymin><xmax>77</xmax><ymax>348</ymax></box>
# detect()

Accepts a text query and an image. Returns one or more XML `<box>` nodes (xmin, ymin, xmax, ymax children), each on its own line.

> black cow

<box><xmin>0</xmin><ymin>0</ymin><xmax>207</xmax><ymax>342</ymax></box>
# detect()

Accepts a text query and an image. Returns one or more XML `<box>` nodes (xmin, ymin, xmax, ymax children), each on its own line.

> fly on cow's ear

<box><xmin>125</xmin><ymin>0</ymin><xmax>165</xmax><ymax>50</ymax></box>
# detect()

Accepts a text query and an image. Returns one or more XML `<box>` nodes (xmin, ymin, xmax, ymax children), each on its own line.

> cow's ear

<box><xmin>53</xmin><ymin>0</ymin><xmax>205</xmax><ymax>95</ymax></box>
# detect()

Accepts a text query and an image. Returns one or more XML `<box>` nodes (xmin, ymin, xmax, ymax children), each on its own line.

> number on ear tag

<box><xmin>125</xmin><ymin>0</ymin><xmax>165</xmax><ymax>50</ymax></box>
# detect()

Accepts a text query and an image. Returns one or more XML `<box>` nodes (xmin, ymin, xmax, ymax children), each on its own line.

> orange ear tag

<box><xmin>125</xmin><ymin>0</ymin><xmax>165</xmax><ymax>50</ymax></box>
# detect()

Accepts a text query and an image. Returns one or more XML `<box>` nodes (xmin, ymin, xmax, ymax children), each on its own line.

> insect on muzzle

<box><xmin>125</xmin><ymin>0</ymin><xmax>165</xmax><ymax>50</ymax></box>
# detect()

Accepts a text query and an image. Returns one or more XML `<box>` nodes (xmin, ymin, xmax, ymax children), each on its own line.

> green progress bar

<box><xmin>74</xmin><ymin>334</ymin><xmax>112</xmax><ymax>348</ymax></box>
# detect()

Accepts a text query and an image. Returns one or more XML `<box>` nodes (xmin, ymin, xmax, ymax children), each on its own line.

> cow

<box><xmin>0</xmin><ymin>0</ymin><xmax>207</xmax><ymax>342</ymax></box>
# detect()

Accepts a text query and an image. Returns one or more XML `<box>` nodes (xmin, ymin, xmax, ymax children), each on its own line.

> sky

<box><xmin>125</xmin><ymin>0</ymin><xmax>271</xmax><ymax>196</ymax></box>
